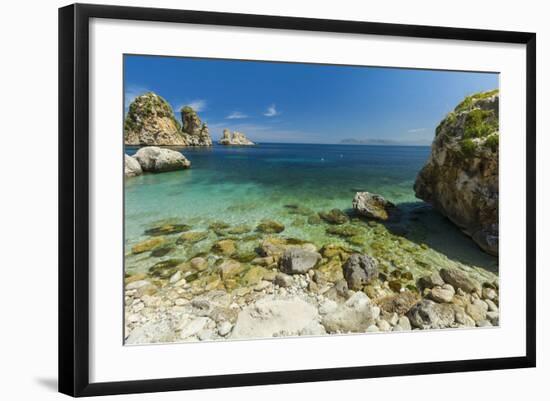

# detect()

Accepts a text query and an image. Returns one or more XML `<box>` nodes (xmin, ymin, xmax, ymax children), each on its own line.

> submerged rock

<box><xmin>144</xmin><ymin>223</ymin><xmax>190</xmax><ymax>236</ymax></box>
<box><xmin>342</xmin><ymin>253</ymin><xmax>378</xmax><ymax>290</ymax></box>
<box><xmin>219</xmin><ymin>129</ymin><xmax>255</xmax><ymax>146</ymax></box>
<box><xmin>319</xmin><ymin>209</ymin><xmax>349</xmax><ymax>225</ymax></box>
<box><xmin>256</xmin><ymin>220</ymin><xmax>285</xmax><ymax>234</ymax></box>
<box><xmin>131</xmin><ymin>237</ymin><xmax>165</xmax><ymax>254</ymax></box>
<box><xmin>124</xmin><ymin>154</ymin><xmax>142</xmax><ymax>177</ymax></box>
<box><xmin>176</xmin><ymin>231</ymin><xmax>208</xmax><ymax>244</ymax></box>
<box><xmin>414</xmin><ymin>90</ymin><xmax>499</xmax><ymax>255</ymax></box>
<box><xmin>326</xmin><ymin>225</ymin><xmax>363</xmax><ymax>238</ymax></box>
<box><xmin>352</xmin><ymin>192</ymin><xmax>396</xmax><ymax>221</ymax></box>
<box><xmin>279</xmin><ymin>248</ymin><xmax>321</xmax><ymax>274</ymax></box>
<box><xmin>133</xmin><ymin>146</ymin><xmax>191</xmax><ymax>172</ymax></box>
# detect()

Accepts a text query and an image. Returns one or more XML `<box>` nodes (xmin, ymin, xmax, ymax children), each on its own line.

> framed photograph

<box><xmin>58</xmin><ymin>3</ymin><xmax>536</xmax><ymax>397</ymax></box>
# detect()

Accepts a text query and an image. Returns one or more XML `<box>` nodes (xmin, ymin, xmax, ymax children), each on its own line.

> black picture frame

<box><xmin>58</xmin><ymin>3</ymin><xmax>536</xmax><ymax>397</ymax></box>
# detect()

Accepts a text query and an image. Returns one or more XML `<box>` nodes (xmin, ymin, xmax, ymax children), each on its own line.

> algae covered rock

<box><xmin>352</xmin><ymin>192</ymin><xmax>396</xmax><ymax>221</ymax></box>
<box><xmin>319</xmin><ymin>209</ymin><xmax>350</xmax><ymax>225</ymax></box>
<box><xmin>131</xmin><ymin>237</ymin><xmax>165</xmax><ymax>254</ymax></box>
<box><xmin>134</xmin><ymin>147</ymin><xmax>191</xmax><ymax>172</ymax></box>
<box><xmin>414</xmin><ymin>90</ymin><xmax>499</xmax><ymax>255</ymax></box>
<box><xmin>256</xmin><ymin>219</ymin><xmax>285</xmax><ymax>234</ymax></box>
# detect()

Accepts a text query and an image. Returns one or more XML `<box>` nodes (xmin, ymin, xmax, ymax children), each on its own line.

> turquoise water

<box><xmin>125</xmin><ymin>143</ymin><xmax>498</xmax><ymax>275</ymax></box>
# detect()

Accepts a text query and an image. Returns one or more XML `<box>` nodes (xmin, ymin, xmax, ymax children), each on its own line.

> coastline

<box><xmin>124</xmin><ymin>143</ymin><xmax>498</xmax><ymax>344</ymax></box>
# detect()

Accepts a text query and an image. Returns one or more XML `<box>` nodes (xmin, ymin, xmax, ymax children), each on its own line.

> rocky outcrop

<box><xmin>124</xmin><ymin>154</ymin><xmax>142</xmax><ymax>177</ymax></box>
<box><xmin>219</xmin><ymin>129</ymin><xmax>255</xmax><ymax>146</ymax></box>
<box><xmin>352</xmin><ymin>192</ymin><xmax>396</xmax><ymax>221</ymax></box>
<box><xmin>124</xmin><ymin>93</ymin><xmax>188</xmax><ymax>146</ymax></box>
<box><xmin>133</xmin><ymin>146</ymin><xmax>191</xmax><ymax>172</ymax></box>
<box><xmin>414</xmin><ymin>90</ymin><xmax>499</xmax><ymax>255</ymax></box>
<box><xmin>180</xmin><ymin>106</ymin><xmax>213</xmax><ymax>146</ymax></box>
<box><xmin>124</xmin><ymin>92</ymin><xmax>212</xmax><ymax>146</ymax></box>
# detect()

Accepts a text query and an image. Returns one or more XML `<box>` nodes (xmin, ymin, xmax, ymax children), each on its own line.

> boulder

<box><xmin>414</xmin><ymin>90</ymin><xmax>499</xmax><ymax>255</ymax></box>
<box><xmin>428</xmin><ymin>284</ymin><xmax>455</xmax><ymax>303</ymax></box>
<box><xmin>219</xmin><ymin>129</ymin><xmax>255</xmax><ymax>146</ymax></box>
<box><xmin>377</xmin><ymin>291</ymin><xmax>420</xmax><ymax>315</ymax></box>
<box><xmin>439</xmin><ymin>268</ymin><xmax>482</xmax><ymax>295</ymax></box>
<box><xmin>279</xmin><ymin>248</ymin><xmax>321</xmax><ymax>274</ymax></box>
<box><xmin>230</xmin><ymin>296</ymin><xmax>325</xmax><ymax>338</ymax></box>
<box><xmin>133</xmin><ymin>146</ymin><xmax>191</xmax><ymax>172</ymax></box>
<box><xmin>352</xmin><ymin>192</ymin><xmax>396</xmax><ymax>221</ymax></box>
<box><xmin>342</xmin><ymin>253</ymin><xmax>378</xmax><ymax>290</ymax></box>
<box><xmin>321</xmin><ymin>292</ymin><xmax>377</xmax><ymax>333</ymax></box>
<box><xmin>125</xmin><ymin>154</ymin><xmax>142</xmax><ymax>177</ymax></box>
<box><xmin>416</xmin><ymin>271</ymin><xmax>445</xmax><ymax>291</ymax></box>
<box><xmin>407</xmin><ymin>299</ymin><xmax>456</xmax><ymax>329</ymax></box>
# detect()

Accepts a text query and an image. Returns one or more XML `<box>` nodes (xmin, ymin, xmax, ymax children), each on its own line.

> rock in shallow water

<box><xmin>133</xmin><ymin>146</ymin><xmax>191</xmax><ymax>172</ymax></box>
<box><xmin>125</xmin><ymin>154</ymin><xmax>143</xmax><ymax>177</ymax></box>
<box><xmin>352</xmin><ymin>192</ymin><xmax>396</xmax><ymax>221</ymax></box>
<box><xmin>319</xmin><ymin>209</ymin><xmax>350</xmax><ymax>225</ymax></box>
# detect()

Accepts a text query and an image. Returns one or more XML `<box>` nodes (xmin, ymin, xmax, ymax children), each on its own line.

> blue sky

<box><xmin>124</xmin><ymin>55</ymin><xmax>498</xmax><ymax>145</ymax></box>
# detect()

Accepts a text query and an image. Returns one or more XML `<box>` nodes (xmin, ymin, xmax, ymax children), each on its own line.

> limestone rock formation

<box><xmin>414</xmin><ymin>90</ymin><xmax>499</xmax><ymax>255</ymax></box>
<box><xmin>124</xmin><ymin>93</ymin><xmax>188</xmax><ymax>146</ymax></box>
<box><xmin>133</xmin><ymin>146</ymin><xmax>191</xmax><ymax>172</ymax></box>
<box><xmin>219</xmin><ymin>129</ymin><xmax>255</xmax><ymax>146</ymax></box>
<box><xmin>180</xmin><ymin>106</ymin><xmax>213</xmax><ymax>146</ymax></box>
<box><xmin>124</xmin><ymin>92</ymin><xmax>212</xmax><ymax>146</ymax></box>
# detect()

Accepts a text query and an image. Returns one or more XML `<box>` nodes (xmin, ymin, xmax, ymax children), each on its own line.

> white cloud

<box><xmin>226</xmin><ymin>111</ymin><xmax>248</xmax><ymax>119</ymax></box>
<box><xmin>124</xmin><ymin>85</ymin><xmax>150</xmax><ymax>108</ymax></box>
<box><xmin>407</xmin><ymin>127</ymin><xmax>426</xmax><ymax>133</ymax></box>
<box><xmin>263</xmin><ymin>104</ymin><xmax>279</xmax><ymax>117</ymax></box>
<box><xmin>186</xmin><ymin>99</ymin><xmax>207</xmax><ymax>112</ymax></box>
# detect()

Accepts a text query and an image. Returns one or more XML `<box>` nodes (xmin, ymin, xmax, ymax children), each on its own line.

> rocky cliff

<box><xmin>219</xmin><ymin>129</ymin><xmax>255</xmax><ymax>146</ymax></box>
<box><xmin>180</xmin><ymin>106</ymin><xmax>213</xmax><ymax>146</ymax></box>
<box><xmin>414</xmin><ymin>90</ymin><xmax>499</xmax><ymax>255</ymax></box>
<box><xmin>124</xmin><ymin>92</ymin><xmax>212</xmax><ymax>146</ymax></box>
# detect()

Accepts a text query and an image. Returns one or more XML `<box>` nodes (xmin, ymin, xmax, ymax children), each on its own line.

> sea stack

<box><xmin>124</xmin><ymin>92</ymin><xmax>212</xmax><ymax>146</ymax></box>
<box><xmin>219</xmin><ymin>129</ymin><xmax>255</xmax><ymax>146</ymax></box>
<box><xmin>414</xmin><ymin>90</ymin><xmax>499</xmax><ymax>255</ymax></box>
